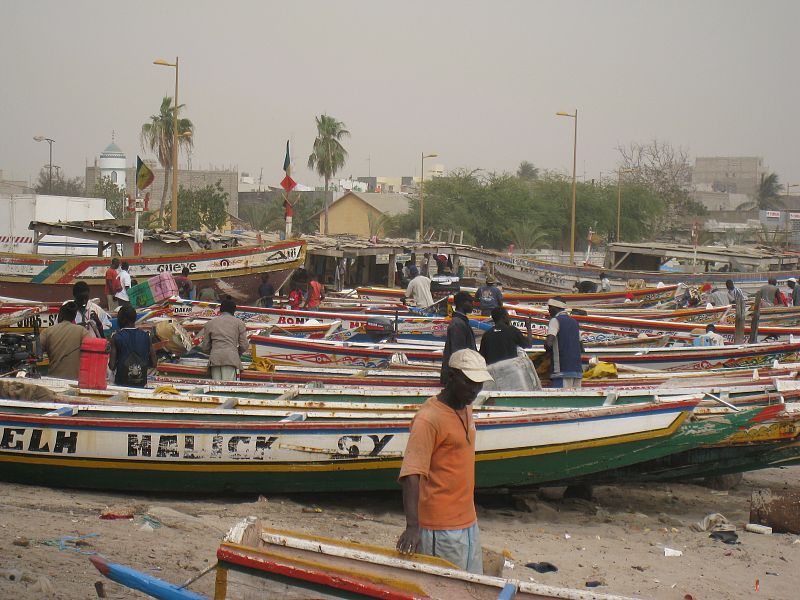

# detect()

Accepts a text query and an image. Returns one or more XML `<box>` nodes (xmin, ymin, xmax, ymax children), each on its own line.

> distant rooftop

<box><xmin>330</xmin><ymin>191</ymin><xmax>411</xmax><ymax>216</ymax></box>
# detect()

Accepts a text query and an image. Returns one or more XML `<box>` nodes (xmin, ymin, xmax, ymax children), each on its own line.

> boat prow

<box><xmin>217</xmin><ymin>516</ymin><xmax>640</xmax><ymax>599</ymax></box>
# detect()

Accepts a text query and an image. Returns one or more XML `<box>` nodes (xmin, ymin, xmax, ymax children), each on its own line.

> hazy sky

<box><xmin>2</xmin><ymin>0</ymin><xmax>799</xmax><ymax>189</ymax></box>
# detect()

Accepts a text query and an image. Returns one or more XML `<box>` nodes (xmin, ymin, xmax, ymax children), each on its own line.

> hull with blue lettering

<box><xmin>0</xmin><ymin>396</ymin><xmax>733</xmax><ymax>493</ymax></box>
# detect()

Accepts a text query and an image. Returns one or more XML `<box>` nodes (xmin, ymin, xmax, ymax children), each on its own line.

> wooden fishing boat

<box><xmin>356</xmin><ymin>283</ymin><xmax>679</xmax><ymax>307</ymax></box>
<box><xmin>27</xmin><ymin>375</ymin><xmax>800</xmax><ymax>413</ymax></box>
<box><xmin>169</xmin><ymin>299</ymin><xmax>452</xmax><ymax>342</ymax></box>
<box><xmin>509</xmin><ymin>304</ymin><xmax>800</xmax><ymax>343</ymax></box>
<box><xmin>156</xmin><ymin>360</ymin><xmax>443</xmax><ymax>388</ymax></box>
<box><xmin>579</xmin><ymin>341</ymin><xmax>800</xmax><ymax>372</ymax></box>
<box><xmin>0</xmin><ymin>304</ymin><xmax>59</xmax><ymax>332</ymax></box>
<box><xmin>216</xmin><ymin>517</ymin><xmax>640</xmax><ymax>599</ymax></box>
<box><xmin>0</xmin><ymin>393</ymin><xmax>731</xmax><ymax>493</ymax></box>
<box><xmin>0</xmin><ymin>239</ymin><xmax>306</xmax><ymax>303</ymax></box>
<box><xmin>250</xmin><ymin>334</ymin><xmax>443</xmax><ymax>368</ymax></box>
<box><xmin>557</xmin><ymin>403</ymin><xmax>800</xmax><ymax>486</ymax></box>
<box><xmin>249</xmin><ymin>333</ymin><xmax>800</xmax><ymax>372</ymax></box>
<box><xmin>494</xmin><ymin>243</ymin><xmax>800</xmax><ymax>293</ymax></box>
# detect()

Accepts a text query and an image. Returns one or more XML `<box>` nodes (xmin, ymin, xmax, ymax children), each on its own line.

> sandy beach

<box><xmin>0</xmin><ymin>466</ymin><xmax>798</xmax><ymax>599</ymax></box>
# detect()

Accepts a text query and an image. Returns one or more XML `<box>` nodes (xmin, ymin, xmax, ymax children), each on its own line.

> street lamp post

<box><xmin>153</xmin><ymin>57</ymin><xmax>180</xmax><ymax>231</ymax></box>
<box><xmin>33</xmin><ymin>136</ymin><xmax>55</xmax><ymax>193</ymax></box>
<box><xmin>556</xmin><ymin>110</ymin><xmax>578</xmax><ymax>264</ymax></box>
<box><xmin>419</xmin><ymin>152</ymin><xmax>438</xmax><ymax>241</ymax></box>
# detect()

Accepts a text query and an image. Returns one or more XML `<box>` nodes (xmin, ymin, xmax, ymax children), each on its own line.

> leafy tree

<box><xmin>165</xmin><ymin>181</ymin><xmax>228</xmax><ymax>231</ymax></box>
<box><xmin>140</xmin><ymin>96</ymin><xmax>194</xmax><ymax>222</ymax></box>
<box><xmin>91</xmin><ymin>176</ymin><xmax>127</xmax><ymax>219</ymax></box>
<box><xmin>516</xmin><ymin>161</ymin><xmax>539</xmax><ymax>181</ymax></box>
<box><xmin>307</xmin><ymin>114</ymin><xmax>349</xmax><ymax>234</ymax></box>
<box><xmin>737</xmin><ymin>172</ymin><xmax>784</xmax><ymax>211</ymax></box>
<box><xmin>239</xmin><ymin>192</ymin><xmax>323</xmax><ymax>235</ymax></box>
<box><xmin>34</xmin><ymin>168</ymin><xmax>85</xmax><ymax>196</ymax></box>
<box><xmin>389</xmin><ymin>169</ymin><xmax>666</xmax><ymax>251</ymax></box>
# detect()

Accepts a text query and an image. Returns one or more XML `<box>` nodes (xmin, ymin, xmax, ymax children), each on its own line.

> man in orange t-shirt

<box><xmin>396</xmin><ymin>348</ymin><xmax>493</xmax><ymax>574</ymax></box>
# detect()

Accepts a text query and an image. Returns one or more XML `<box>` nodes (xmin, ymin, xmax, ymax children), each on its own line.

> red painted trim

<box><xmin>216</xmin><ymin>546</ymin><xmax>421</xmax><ymax>600</ymax></box>
<box><xmin>89</xmin><ymin>555</ymin><xmax>111</xmax><ymax>576</ymax></box>
<box><xmin>250</xmin><ymin>335</ymin><xmax>442</xmax><ymax>361</ymax></box>
<box><xmin>583</xmin><ymin>342</ymin><xmax>800</xmax><ymax>364</ymax></box>
<box><xmin>748</xmin><ymin>403</ymin><xmax>788</xmax><ymax>423</ymax></box>
<box><xmin>155</xmin><ymin>364</ymin><xmax>440</xmax><ymax>388</ymax></box>
<box><xmin>0</xmin><ymin>240</ymin><xmax>304</xmax><ymax>270</ymax></box>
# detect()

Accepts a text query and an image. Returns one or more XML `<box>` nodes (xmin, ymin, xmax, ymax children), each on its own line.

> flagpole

<box><xmin>285</xmin><ymin>189</ymin><xmax>293</xmax><ymax>239</ymax></box>
<box><xmin>134</xmin><ymin>202</ymin><xmax>142</xmax><ymax>256</ymax></box>
<box><xmin>282</xmin><ymin>140</ymin><xmax>297</xmax><ymax>240</ymax></box>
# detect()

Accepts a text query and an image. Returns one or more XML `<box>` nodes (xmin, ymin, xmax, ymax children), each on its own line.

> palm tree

<box><xmin>737</xmin><ymin>172</ymin><xmax>784</xmax><ymax>211</ymax></box>
<box><xmin>307</xmin><ymin>114</ymin><xmax>349</xmax><ymax>234</ymax></box>
<box><xmin>140</xmin><ymin>96</ymin><xmax>194</xmax><ymax>222</ymax></box>
<box><xmin>516</xmin><ymin>161</ymin><xmax>539</xmax><ymax>181</ymax></box>
<box><xmin>506</xmin><ymin>220</ymin><xmax>551</xmax><ymax>252</ymax></box>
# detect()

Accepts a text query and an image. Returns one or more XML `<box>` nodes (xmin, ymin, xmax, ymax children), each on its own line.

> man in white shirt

<box><xmin>114</xmin><ymin>261</ymin><xmax>132</xmax><ymax>308</ymax></box>
<box><xmin>405</xmin><ymin>266</ymin><xmax>434</xmax><ymax>310</ymax></box>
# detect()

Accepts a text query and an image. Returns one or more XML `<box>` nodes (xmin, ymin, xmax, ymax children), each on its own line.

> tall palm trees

<box><xmin>737</xmin><ymin>172</ymin><xmax>784</xmax><ymax>211</ymax></box>
<box><xmin>141</xmin><ymin>96</ymin><xmax>194</xmax><ymax>222</ymax></box>
<box><xmin>307</xmin><ymin>114</ymin><xmax>349</xmax><ymax>234</ymax></box>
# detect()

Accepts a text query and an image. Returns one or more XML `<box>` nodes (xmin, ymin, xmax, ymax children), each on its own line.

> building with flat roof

<box><xmin>692</xmin><ymin>156</ymin><xmax>766</xmax><ymax>196</ymax></box>
<box><xmin>86</xmin><ymin>160</ymin><xmax>239</xmax><ymax>216</ymax></box>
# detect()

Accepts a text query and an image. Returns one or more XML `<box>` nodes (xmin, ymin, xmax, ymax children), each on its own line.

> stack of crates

<box><xmin>148</xmin><ymin>272</ymin><xmax>179</xmax><ymax>303</ymax></box>
<box><xmin>127</xmin><ymin>272</ymin><xmax>179</xmax><ymax>308</ymax></box>
<box><xmin>127</xmin><ymin>280</ymin><xmax>156</xmax><ymax>308</ymax></box>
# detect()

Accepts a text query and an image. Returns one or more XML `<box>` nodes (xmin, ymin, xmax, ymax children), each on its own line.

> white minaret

<box><xmin>98</xmin><ymin>132</ymin><xmax>127</xmax><ymax>190</ymax></box>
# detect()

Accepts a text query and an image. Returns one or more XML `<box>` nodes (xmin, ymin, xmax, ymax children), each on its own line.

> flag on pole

<box><xmin>136</xmin><ymin>156</ymin><xmax>154</xmax><ymax>191</ymax></box>
<box><xmin>281</xmin><ymin>140</ymin><xmax>297</xmax><ymax>192</ymax></box>
<box><xmin>281</xmin><ymin>140</ymin><xmax>296</xmax><ymax>219</ymax></box>
<box><xmin>283</xmin><ymin>140</ymin><xmax>291</xmax><ymax>176</ymax></box>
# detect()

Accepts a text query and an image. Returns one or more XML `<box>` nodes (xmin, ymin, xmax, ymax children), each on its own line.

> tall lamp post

<box><xmin>556</xmin><ymin>110</ymin><xmax>578</xmax><ymax>264</ymax></box>
<box><xmin>616</xmin><ymin>168</ymin><xmax>635</xmax><ymax>242</ymax></box>
<box><xmin>33</xmin><ymin>136</ymin><xmax>55</xmax><ymax>193</ymax></box>
<box><xmin>419</xmin><ymin>152</ymin><xmax>438</xmax><ymax>240</ymax></box>
<box><xmin>153</xmin><ymin>57</ymin><xmax>180</xmax><ymax>231</ymax></box>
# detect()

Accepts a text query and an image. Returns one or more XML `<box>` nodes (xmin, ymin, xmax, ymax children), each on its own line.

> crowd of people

<box><xmin>36</xmin><ymin>256</ymin><xmax>795</xmax><ymax>575</ymax></box>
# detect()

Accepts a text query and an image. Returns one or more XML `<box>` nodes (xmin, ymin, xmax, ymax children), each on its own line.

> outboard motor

<box><xmin>365</xmin><ymin>316</ymin><xmax>395</xmax><ymax>342</ymax></box>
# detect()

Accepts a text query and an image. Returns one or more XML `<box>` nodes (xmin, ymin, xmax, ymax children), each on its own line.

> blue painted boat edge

<box><xmin>89</xmin><ymin>555</ymin><xmax>209</xmax><ymax>600</ymax></box>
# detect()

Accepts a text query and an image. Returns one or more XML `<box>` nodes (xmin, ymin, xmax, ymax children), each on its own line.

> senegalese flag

<box><xmin>283</xmin><ymin>140</ymin><xmax>291</xmax><ymax>176</ymax></box>
<box><xmin>136</xmin><ymin>156</ymin><xmax>155</xmax><ymax>191</ymax></box>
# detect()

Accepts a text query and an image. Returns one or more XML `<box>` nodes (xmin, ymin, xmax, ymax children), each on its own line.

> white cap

<box><xmin>548</xmin><ymin>298</ymin><xmax>567</xmax><ymax>309</ymax></box>
<box><xmin>449</xmin><ymin>349</ymin><xmax>493</xmax><ymax>383</ymax></box>
<box><xmin>788</xmin><ymin>278</ymin><xmax>797</xmax><ymax>284</ymax></box>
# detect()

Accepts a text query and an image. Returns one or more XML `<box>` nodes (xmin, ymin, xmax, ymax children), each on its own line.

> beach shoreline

<box><xmin>1</xmin><ymin>466</ymin><xmax>798</xmax><ymax>599</ymax></box>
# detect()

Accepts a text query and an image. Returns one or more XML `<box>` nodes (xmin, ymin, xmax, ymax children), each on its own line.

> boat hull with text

<box><xmin>0</xmin><ymin>396</ymin><xmax>720</xmax><ymax>493</ymax></box>
<box><xmin>0</xmin><ymin>239</ymin><xmax>306</xmax><ymax>304</ymax></box>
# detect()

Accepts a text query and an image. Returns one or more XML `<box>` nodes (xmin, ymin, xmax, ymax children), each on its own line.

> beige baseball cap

<box><xmin>449</xmin><ymin>349</ymin><xmax>494</xmax><ymax>383</ymax></box>
<box><xmin>548</xmin><ymin>298</ymin><xmax>567</xmax><ymax>309</ymax></box>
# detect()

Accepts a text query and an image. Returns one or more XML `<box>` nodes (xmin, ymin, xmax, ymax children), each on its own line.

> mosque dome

<box><xmin>101</xmin><ymin>141</ymin><xmax>125</xmax><ymax>158</ymax></box>
<box><xmin>98</xmin><ymin>135</ymin><xmax>127</xmax><ymax>189</ymax></box>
